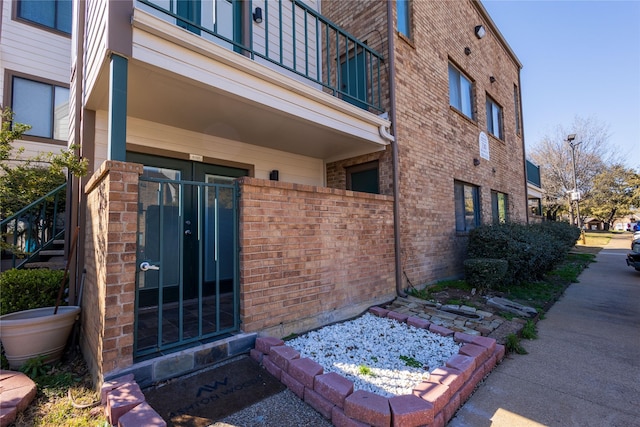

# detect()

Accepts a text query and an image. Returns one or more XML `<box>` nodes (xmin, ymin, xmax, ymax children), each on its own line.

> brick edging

<box><xmin>100</xmin><ymin>374</ymin><xmax>166</xmax><ymax>426</ymax></box>
<box><xmin>252</xmin><ymin>308</ymin><xmax>505</xmax><ymax>427</ymax></box>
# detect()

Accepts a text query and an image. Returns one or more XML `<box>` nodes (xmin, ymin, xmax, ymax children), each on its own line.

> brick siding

<box><xmin>324</xmin><ymin>0</ymin><xmax>528</xmax><ymax>286</ymax></box>
<box><xmin>238</xmin><ymin>178</ymin><xmax>396</xmax><ymax>337</ymax></box>
<box><xmin>81</xmin><ymin>160</ymin><xmax>142</xmax><ymax>386</ymax></box>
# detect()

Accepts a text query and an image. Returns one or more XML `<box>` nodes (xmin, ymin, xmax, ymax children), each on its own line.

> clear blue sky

<box><xmin>482</xmin><ymin>0</ymin><xmax>640</xmax><ymax>171</ymax></box>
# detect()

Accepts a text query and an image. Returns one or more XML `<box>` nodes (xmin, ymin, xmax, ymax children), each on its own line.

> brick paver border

<box><xmin>252</xmin><ymin>308</ymin><xmax>505</xmax><ymax>427</ymax></box>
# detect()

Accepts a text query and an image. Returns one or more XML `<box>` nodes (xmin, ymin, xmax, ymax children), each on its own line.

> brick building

<box><xmin>1</xmin><ymin>0</ymin><xmax>526</xmax><ymax>387</ymax></box>
<box><xmin>325</xmin><ymin>0</ymin><xmax>527</xmax><ymax>285</ymax></box>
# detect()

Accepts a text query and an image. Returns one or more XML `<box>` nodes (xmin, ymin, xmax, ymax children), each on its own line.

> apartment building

<box><xmin>2</xmin><ymin>0</ymin><xmax>527</xmax><ymax>388</ymax></box>
<box><xmin>324</xmin><ymin>0</ymin><xmax>527</xmax><ymax>284</ymax></box>
<box><xmin>0</xmin><ymin>1</ymin><xmax>71</xmax><ymax>159</ymax></box>
<box><xmin>527</xmin><ymin>159</ymin><xmax>544</xmax><ymax>222</ymax></box>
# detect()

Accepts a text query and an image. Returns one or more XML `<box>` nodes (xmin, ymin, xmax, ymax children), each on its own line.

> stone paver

<box><xmin>383</xmin><ymin>296</ymin><xmax>517</xmax><ymax>339</ymax></box>
<box><xmin>0</xmin><ymin>370</ymin><xmax>37</xmax><ymax>427</ymax></box>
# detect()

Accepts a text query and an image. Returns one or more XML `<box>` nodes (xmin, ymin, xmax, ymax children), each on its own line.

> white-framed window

<box><xmin>448</xmin><ymin>63</ymin><xmax>474</xmax><ymax>119</ymax></box>
<box><xmin>491</xmin><ymin>191</ymin><xmax>509</xmax><ymax>223</ymax></box>
<box><xmin>454</xmin><ymin>181</ymin><xmax>480</xmax><ymax>232</ymax></box>
<box><xmin>16</xmin><ymin>0</ymin><xmax>72</xmax><ymax>35</ymax></box>
<box><xmin>10</xmin><ymin>75</ymin><xmax>70</xmax><ymax>143</ymax></box>
<box><xmin>486</xmin><ymin>95</ymin><xmax>503</xmax><ymax>139</ymax></box>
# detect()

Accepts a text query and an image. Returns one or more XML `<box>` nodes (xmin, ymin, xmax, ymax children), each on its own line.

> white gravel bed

<box><xmin>287</xmin><ymin>313</ymin><xmax>462</xmax><ymax>397</ymax></box>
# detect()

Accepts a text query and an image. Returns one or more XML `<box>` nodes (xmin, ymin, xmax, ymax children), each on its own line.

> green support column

<box><xmin>108</xmin><ymin>54</ymin><xmax>128</xmax><ymax>161</ymax></box>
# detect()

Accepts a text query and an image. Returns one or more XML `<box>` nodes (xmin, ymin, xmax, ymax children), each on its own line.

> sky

<box><xmin>481</xmin><ymin>0</ymin><xmax>640</xmax><ymax>171</ymax></box>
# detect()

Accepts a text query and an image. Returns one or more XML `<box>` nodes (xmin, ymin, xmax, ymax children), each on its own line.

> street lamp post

<box><xmin>567</xmin><ymin>134</ymin><xmax>585</xmax><ymax>242</ymax></box>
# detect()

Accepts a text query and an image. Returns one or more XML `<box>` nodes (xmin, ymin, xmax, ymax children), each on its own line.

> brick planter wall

<box><xmin>81</xmin><ymin>160</ymin><xmax>143</xmax><ymax>387</ymax></box>
<box><xmin>239</xmin><ymin>178</ymin><xmax>396</xmax><ymax>338</ymax></box>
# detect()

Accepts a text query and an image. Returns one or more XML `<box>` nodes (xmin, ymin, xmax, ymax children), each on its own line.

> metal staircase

<box><xmin>0</xmin><ymin>183</ymin><xmax>67</xmax><ymax>271</ymax></box>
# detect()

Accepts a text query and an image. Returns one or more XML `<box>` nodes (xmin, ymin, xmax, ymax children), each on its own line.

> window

<box><xmin>17</xmin><ymin>0</ymin><xmax>72</xmax><ymax>34</ymax></box>
<box><xmin>528</xmin><ymin>198</ymin><xmax>542</xmax><ymax>216</ymax></box>
<box><xmin>486</xmin><ymin>95</ymin><xmax>503</xmax><ymax>139</ymax></box>
<box><xmin>397</xmin><ymin>0</ymin><xmax>411</xmax><ymax>39</ymax></box>
<box><xmin>347</xmin><ymin>161</ymin><xmax>379</xmax><ymax>194</ymax></box>
<box><xmin>514</xmin><ymin>84</ymin><xmax>521</xmax><ymax>135</ymax></box>
<box><xmin>448</xmin><ymin>63</ymin><xmax>474</xmax><ymax>119</ymax></box>
<box><xmin>491</xmin><ymin>191</ymin><xmax>508</xmax><ymax>223</ymax></box>
<box><xmin>454</xmin><ymin>181</ymin><xmax>480</xmax><ymax>232</ymax></box>
<box><xmin>11</xmin><ymin>75</ymin><xmax>70</xmax><ymax>142</ymax></box>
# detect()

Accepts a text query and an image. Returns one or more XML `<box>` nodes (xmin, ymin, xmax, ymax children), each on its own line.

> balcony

<box><xmin>84</xmin><ymin>0</ymin><xmax>390</xmax><ymax>163</ymax></box>
<box><xmin>526</xmin><ymin>160</ymin><xmax>541</xmax><ymax>188</ymax></box>
<box><xmin>140</xmin><ymin>0</ymin><xmax>384</xmax><ymax>112</ymax></box>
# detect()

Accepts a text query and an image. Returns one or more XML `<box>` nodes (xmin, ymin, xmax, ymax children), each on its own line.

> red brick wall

<box><xmin>81</xmin><ymin>160</ymin><xmax>142</xmax><ymax>385</ymax></box>
<box><xmin>238</xmin><ymin>178</ymin><xmax>396</xmax><ymax>337</ymax></box>
<box><xmin>324</xmin><ymin>0</ymin><xmax>527</xmax><ymax>286</ymax></box>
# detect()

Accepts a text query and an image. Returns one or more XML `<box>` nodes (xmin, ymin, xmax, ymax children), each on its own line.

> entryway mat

<box><xmin>144</xmin><ymin>356</ymin><xmax>285</xmax><ymax>427</ymax></box>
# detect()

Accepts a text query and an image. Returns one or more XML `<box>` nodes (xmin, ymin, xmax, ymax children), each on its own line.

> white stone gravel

<box><xmin>287</xmin><ymin>313</ymin><xmax>462</xmax><ymax>397</ymax></box>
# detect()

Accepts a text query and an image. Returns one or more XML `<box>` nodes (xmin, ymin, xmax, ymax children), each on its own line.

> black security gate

<box><xmin>131</xmin><ymin>154</ymin><xmax>245</xmax><ymax>359</ymax></box>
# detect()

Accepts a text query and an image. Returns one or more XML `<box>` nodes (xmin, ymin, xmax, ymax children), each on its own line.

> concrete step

<box><xmin>53</xmin><ymin>239</ymin><xmax>65</xmax><ymax>246</ymax></box>
<box><xmin>38</xmin><ymin>249</ymin><xmax>65</xmax><ymax>257</ymax></box>
<box><xmin>22</xmin><ymin>261</ymin><xmax>66</xmax><ymax>270</ymax></box>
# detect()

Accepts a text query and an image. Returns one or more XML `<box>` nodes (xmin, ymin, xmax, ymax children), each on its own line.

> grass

<box><xmin>409</xmin><ymin>249</ymin><xmax>596</xmax><ymax>323</ymax></box>
<box><xmin>10</xmin><ymin>352</ymin><xmax>108</xmax><ymax>427</ymax></box>
<box><xmin>577</xmin><ymin>231</ymin><xmax>613</xmax><ymax>247</ymax></box>
<box><xmin>408</xmin><ymin>279</ymin><xmax>471</xmax><ymax>300</ymax></box>
<box><xmin>399</xmin><ymin>355</ymin><xmax>424</xmax><ymax>368</ymax></box>
<box><xmin>521</xmin><ymin>320</ymin><xmax>538</xmax><ymax>340</ymax></box>
<box><xmin>504</xmin><ymin>253</ymin><xmax>595</xmax><ymax>311</ymax></box>
<box><xmin>358</xmin><ymin>365</ymin><xmax>375</xmax><ymax>376</ymax></box>
<box><xmin>505</xmin><ymin>333</ymin><xmax>528</xmax><ymax>355</ymax></box>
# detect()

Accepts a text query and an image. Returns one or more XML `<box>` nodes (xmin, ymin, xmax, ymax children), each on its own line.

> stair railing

<box><xmin>1</xmin><ymin>183</ymin><xmax>67</xmax><ymax>270</ymax></box>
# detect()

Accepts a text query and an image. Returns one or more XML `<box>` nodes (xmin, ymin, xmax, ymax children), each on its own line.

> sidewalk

<box><xmin>448</xmin><ymin>233</ymin><xmax>640</xmax><ymax>427</ymax></box>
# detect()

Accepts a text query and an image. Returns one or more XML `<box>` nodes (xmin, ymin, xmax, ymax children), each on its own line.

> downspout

<box><xmin>518</xmin><ymin>71</ymin><xmax>529</xmax><ymax>224</ymax></box>
<box><xmin>385</xmin><ymin>0</ymin><xmax>406</xmax><ymax>297</ymax></box>
<box><xmin>68</xmin><ymin>0</ymin><xmax>87</xmax><ymax>305</ymax></box>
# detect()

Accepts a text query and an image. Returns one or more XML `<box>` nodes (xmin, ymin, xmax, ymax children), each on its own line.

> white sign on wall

<box><xmin>479</xmin><ymin>132</ymin><xmax>490</xmax><ymax>160</ymax></box>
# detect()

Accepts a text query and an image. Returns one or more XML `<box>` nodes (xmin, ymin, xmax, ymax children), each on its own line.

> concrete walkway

<box><xmin>449</xmin><ymin>233</ymin><xmax>640</xmax><ymax>427</ymax></box>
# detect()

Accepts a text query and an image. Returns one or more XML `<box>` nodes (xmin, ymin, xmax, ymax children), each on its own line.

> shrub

<box><xmin>467</xmin><ymin>221</ymin><xmax>580</xmax><ymax>286</ymax></box>
<box><xmin>0</xmin><ymin>269</ymin><xmax>65</xmax><ymax>315</ymax></box>
<box><xmin>463</xmin><ymin>258</ymin><xmax>508</xmax><ymax>292</ymax></box>
<box><xmin>534</xmin><ymin>221</ymin><xmax>581</xmax><ymax>253</ymax></box>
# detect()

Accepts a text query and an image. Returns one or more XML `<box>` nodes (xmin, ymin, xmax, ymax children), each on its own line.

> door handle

<box><xmin>140</xmin><ymin>261</ymin><xmax>160</xmax><ymax>271</ymax></box>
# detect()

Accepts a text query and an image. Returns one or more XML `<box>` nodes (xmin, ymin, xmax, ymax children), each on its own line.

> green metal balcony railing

<box><xmin>137</xmin><ymin>0</ymin><xmax>384</xmax><ymax>113</ymax></box>
<box><xmin>0</xmin><ymin>183</ymin><xmax>67</xmax><ymax>269</ymax></box>
<box><xmin>526</xmin><ymin>160</ymin><xmax>541</xmax><ymax>187</ymax></box>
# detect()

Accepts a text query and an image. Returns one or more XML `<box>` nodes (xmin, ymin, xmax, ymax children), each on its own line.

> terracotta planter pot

<box><xmin>0</xmin><ymin>306</ymin><xmax>81</xmax><ymax>369</ymax></box>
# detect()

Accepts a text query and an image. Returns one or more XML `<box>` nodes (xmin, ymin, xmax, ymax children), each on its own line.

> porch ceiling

<box><xmin>86</xmin><ymin>10</ymin><xmax>391</xmax><ymax>163</ymax></box>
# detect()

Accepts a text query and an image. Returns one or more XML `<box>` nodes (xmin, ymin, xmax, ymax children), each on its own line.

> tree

<box><xmin>582</xmin><ymin>165</ymin><xmax>640</xmax><ymax>228</ymax></box>
<box><xmin>0</xmin><ymin>107</ymin><xmax>87</xmax><ymax>252</ymax></box>
<box><xmin>528</xmin><ymin>116</ymin><xmax>616</xmax><ymax>224</ymax></box>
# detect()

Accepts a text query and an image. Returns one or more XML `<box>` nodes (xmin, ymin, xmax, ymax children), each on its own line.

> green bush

<box><xmin>534</xmin><ymin>221</ymin><xmax>582</xmax><ymax>253</ymax></box>
<box><xmin>0</xmin><ymin>269</ymin><xmax>65</xmax><ymax>316</ymax></box>
<box><xmin>467</xmin><ymin>222</ymin><xmax>580</xmax><ymax>286</ymax></box>
<box><xmin>463</xmin><ymin>258</ymin><xmax>508</xmax><ymax>292</ymax></box>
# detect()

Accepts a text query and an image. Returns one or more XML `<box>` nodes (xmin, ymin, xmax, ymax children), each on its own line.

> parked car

<box><xmin>627</xmin><ymin>237</ymin><xmax>640</xmax><ymax>271</ymax></box>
